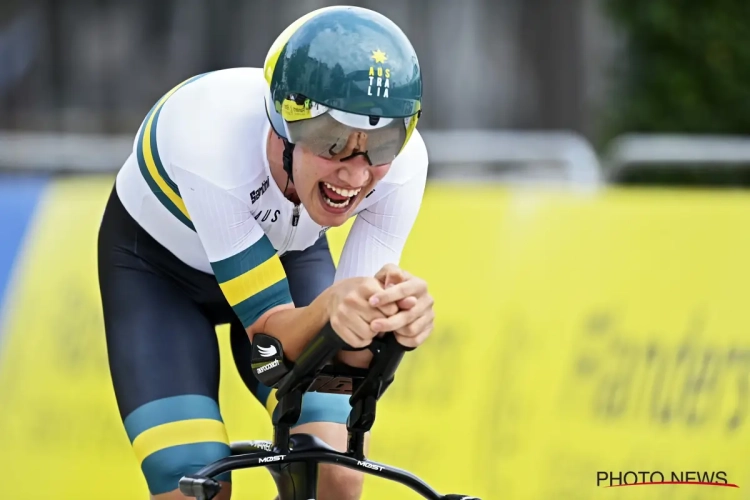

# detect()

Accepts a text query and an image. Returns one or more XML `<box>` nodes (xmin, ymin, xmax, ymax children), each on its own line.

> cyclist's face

<box><xmin>295</xmin><ymin>139</ymin><xmax>392</xmax><ymax>227</ymax></box>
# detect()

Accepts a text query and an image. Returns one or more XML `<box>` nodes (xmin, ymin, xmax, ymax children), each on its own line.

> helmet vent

<box><xmin>368</xmin><ymin>116</ymin><xmax>380</xmax><ymax>126</ymax></box>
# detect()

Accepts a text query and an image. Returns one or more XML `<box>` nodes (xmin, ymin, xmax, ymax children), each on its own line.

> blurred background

<box><xmin>1</xmin><ymin>1</ymin><xmax>750</xmax><ymax>499</ymax></box>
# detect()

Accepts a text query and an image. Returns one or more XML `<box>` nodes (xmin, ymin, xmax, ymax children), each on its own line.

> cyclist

<box><xmin>97</xmin><ymin>5</ymin><xmax>432</xmax><ymax>500</ymax></box>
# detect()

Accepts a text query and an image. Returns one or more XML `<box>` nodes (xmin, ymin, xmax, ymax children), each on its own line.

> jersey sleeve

<box><xmin>334</xmin><ymin>143</ymin><xmax>429</xmax><ymax>281</ymax></box>
<box><xmin>171</xmin><ymin>166</ymin><xmax>293</xmax><ymax>329</ymax></box>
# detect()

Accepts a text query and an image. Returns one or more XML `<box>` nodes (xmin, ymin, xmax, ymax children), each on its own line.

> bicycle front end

<box><xmin>178</xmin><ymin>325</ymin><xmax>481</xmax><ymax>500</ymax></box>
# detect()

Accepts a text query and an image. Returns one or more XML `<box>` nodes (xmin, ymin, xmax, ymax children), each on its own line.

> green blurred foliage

<box><xmin>602</xmin><ymin>0</ymin><xmax>750</xmax><ymax>139</ymax></box>
<box><xmin>601</xmin><ymin>1</ymin><xmax>750</xmax><ymax>187</ymax></box>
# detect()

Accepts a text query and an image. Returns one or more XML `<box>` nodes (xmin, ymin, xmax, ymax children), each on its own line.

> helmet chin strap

<box><xmin>281</xmin><ymin>137</ymin><xmax>296</xmax><ymax>199</ymax></box>
<box><xmin>282</xmin><ymin>138</ymin><xmax>295</xmax><ymax>183</ymax></box>
<box><xmin>266</xmin><ymin>92</ymin><xmax>297</xmax><ymax>194</ymax></box>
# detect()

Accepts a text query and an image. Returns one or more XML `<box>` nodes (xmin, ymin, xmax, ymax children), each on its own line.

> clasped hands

<box><xmin>329</xmin><ymin>264</ymin><xmax>434</xmax><ymax>350</ymax></box>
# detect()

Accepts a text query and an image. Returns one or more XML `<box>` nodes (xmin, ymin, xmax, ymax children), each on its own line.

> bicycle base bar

<box><xmin>180</xmin><ymin>330</ymin><xmax>481</xmax><ymax>499</ymax></box>
<box><xmin>178</xmin><ymin>436</ymin><xmax>479</xmax><ymax>500</ymax></box>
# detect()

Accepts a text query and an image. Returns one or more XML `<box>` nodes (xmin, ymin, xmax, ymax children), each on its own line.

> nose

<box><xmin>330</xmin><ymin>131</ymin><xmax>369</xmax><ymax>162</ymax></box>
<box><xmin>337</xmin><ymin>160</ymin><xmax>371</xmax><ymax>187</ymax></box>
<box><xmin>329</xmin><ymin>131</ymin><xmax>372</xmax><ymax>187</ymax></box>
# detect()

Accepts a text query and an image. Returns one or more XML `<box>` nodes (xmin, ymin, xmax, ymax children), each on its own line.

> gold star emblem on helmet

<box><xmin>371</xmin><ymin>49</ymin><xmax>388</xmax><ymax>64</ymax></box>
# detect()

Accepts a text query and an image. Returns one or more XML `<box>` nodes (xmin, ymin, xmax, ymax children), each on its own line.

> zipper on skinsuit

<box><xmin>280</xmin><ymin>204</ymin><xmax>300</xmax><ymax>253</ymax></box>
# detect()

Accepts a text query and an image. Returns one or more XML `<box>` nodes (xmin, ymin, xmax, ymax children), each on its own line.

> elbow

<box><xmin>246</xmin><ymin>303</ymin><xmax>294</xmax><ymax>339</ymax></box>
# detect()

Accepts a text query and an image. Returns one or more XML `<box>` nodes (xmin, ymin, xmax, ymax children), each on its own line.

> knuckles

<box><xmin>330</xmin><ymin>314</ymin><xmax>343</xmax><ymax>332</ymax></box>
<box><xmin>342</xmin><ymin>293</ymin><xmax>360</xmax><ymax>308</ymax></box>
<box><xmin>357</xmin><ymin>277</ymin><xmax>383</xmax><ymax>295</ymax></box>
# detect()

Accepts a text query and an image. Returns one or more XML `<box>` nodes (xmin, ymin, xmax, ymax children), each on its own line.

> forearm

<box><xmin>249</xmin><ymin>287</ymin><xmax>333</xmax><ymax>361</ymax></box>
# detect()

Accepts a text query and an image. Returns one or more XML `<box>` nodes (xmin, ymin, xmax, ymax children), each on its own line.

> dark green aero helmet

<box><xmin>263</xmin><ymin>6</ymin><xmax>423</xmax><ymax>168</ymax></box>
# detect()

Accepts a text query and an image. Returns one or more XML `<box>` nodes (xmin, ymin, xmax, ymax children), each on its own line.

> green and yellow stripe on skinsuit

<box><xmin>136</xmin><ymin>73</ymin><xmax>208</xmax><ymax>230</ymax></box>
<box><xmin>211</xmin><ymin>234</ymin><xmax>293</xmax><ymax>329</ymax></box>
<box><xmin>123</xmin><ymin>395</ymin><xmax>231</xmax><ymax>495</ymax></box>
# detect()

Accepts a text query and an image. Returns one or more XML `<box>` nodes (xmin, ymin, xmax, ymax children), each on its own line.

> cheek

<box><xmin>293</xmin><ymin>153</ymin><xmax>327</xmax><ymax>185</ymax></box>
<box><xmin>370</xmin><ymin>164</ymin><xmax>392</xmax><ymax>182</ymax></box>
<box><xmin>308</xmin><ymin>161</ymin><xmax>339</xmax><ymax>182</ymax></box>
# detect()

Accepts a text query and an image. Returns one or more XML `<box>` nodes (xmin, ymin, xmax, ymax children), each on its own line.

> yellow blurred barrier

<box><xmin>1</xmin><ymin>176</ymin><xmax>750</xmax><ymax>499</ymax></box>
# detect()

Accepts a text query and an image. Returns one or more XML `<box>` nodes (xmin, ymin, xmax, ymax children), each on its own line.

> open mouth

<box><xmin>318</xmin><ymin>181</ymin><xmax>362</xmax><ymax>213</ymax></box>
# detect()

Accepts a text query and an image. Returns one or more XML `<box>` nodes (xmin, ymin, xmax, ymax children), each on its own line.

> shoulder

<box><xmin>157</xmin><ymin>68</ymin><xmax>270</xmax><ymax>187</ymax></box>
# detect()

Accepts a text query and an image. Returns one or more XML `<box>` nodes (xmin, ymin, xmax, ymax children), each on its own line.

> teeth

<box><xmin>324</xmin><ymin>182</ymin><xmax>361</xmax><ymax>198</ymax></box>
<box><xmin>324</xmin><ymin>196</ymin><xmax>351</xmax><ymax>208</ymax></box>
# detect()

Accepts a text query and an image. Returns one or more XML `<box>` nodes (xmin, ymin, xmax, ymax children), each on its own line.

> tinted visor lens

<box><xmin>286</xmin><ymin>112</ymin><xmax>409</xmax><ymax>166</ymax></box>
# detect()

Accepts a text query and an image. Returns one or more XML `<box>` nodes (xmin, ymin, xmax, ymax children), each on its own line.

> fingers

<box><xmin>369</xmin><ymin>309</ymin><xmax>412</xmax><ymax>334</ymax></box>
<box><xmin>394</xmin><ymin>310</ymin><xmax>434</xmax><ymax>348</ymax></box>
<box><xmin>369</xmin><ymin>293</ymin><xmax>433</xmax><ymax>333</ymax></box>
<box><xmin>375</xmin><ymin>295</ymin><xmax>417</xmax><ymax>316</ymax></box>
<box><xmin>376</xmin><ymin>301</ymin><xmax>400</xmax><ymax>317</ymax></box>
<box><xmin>374</xmin><ymin>263</ymin><xmax>400</xmax><ymax>282</ymax></box>
<box><xmin>396</xmin><ymin>308</ymin><xmax>433</xmax><ymax>338</ymax></box>
<box><xmin>330</xmin><ymin>277</ymin><xmax>390</xmax><ymax>348</ymax></box>
<box><xmin>385</xmin><ymin>271</ymin><xmax>409</xmax><ymax>288</ymax></box>
<box><xmin>395</xmin><ymin>319</ymin><xmax>433</xmax><ymax>349</ymax></box>
<box><xmin>355</xmin><ymin>276</ymin><xmax>387</xmax><ymax>297</ymax></box>
<box><xmin>352</xmin><ymin>279</ymin><xmax>399</xmax><ymax>317</ymax></box>
<box><xmin>330</xmin><ymin>313</ymin><xmax>376</xmax><ymax>349</ymax></box>
<box><xmin>374</xmin><ymin>263</ymin><xmax>407</xmax><ymax>289</ymax></box>
<box><xmin>396</xmin><ymin>296</ymin><xmax>418</xmax><ymax>310</ymax></box>
<box><xmin>368</xmin><ymin>277</ymin><xmax>426</xmax><ymax>308</ymax></box>
<box><xmin>343</xmin><ymin>282</ymin><xmax>388</xmax><ymax>324</ymax></box>
<box><xmin>329</xmin><ymin>273</ymin><xmax>433</xmax><ymax>351</ymax></box>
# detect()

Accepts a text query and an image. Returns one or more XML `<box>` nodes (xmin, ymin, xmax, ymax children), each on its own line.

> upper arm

<box><xmin>171</xmin><ymin>166</ymin><xmax>294</xmax><ymax>329</ymax></box>
<box><xmin>159</xmin><ymin>80</ymin><xmax>294</xmax><ymax>329</ymax></box>
<box><xmin>335</xmin><ymin>134</ymin><xmax>429</xmax><ymax>281</ymax></box>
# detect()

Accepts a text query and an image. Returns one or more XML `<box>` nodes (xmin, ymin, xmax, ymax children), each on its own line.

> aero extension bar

<box><xmin>178</xmin><ymin>325</ymin><xmax>480</xmax><ymax>500</ymax></box>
